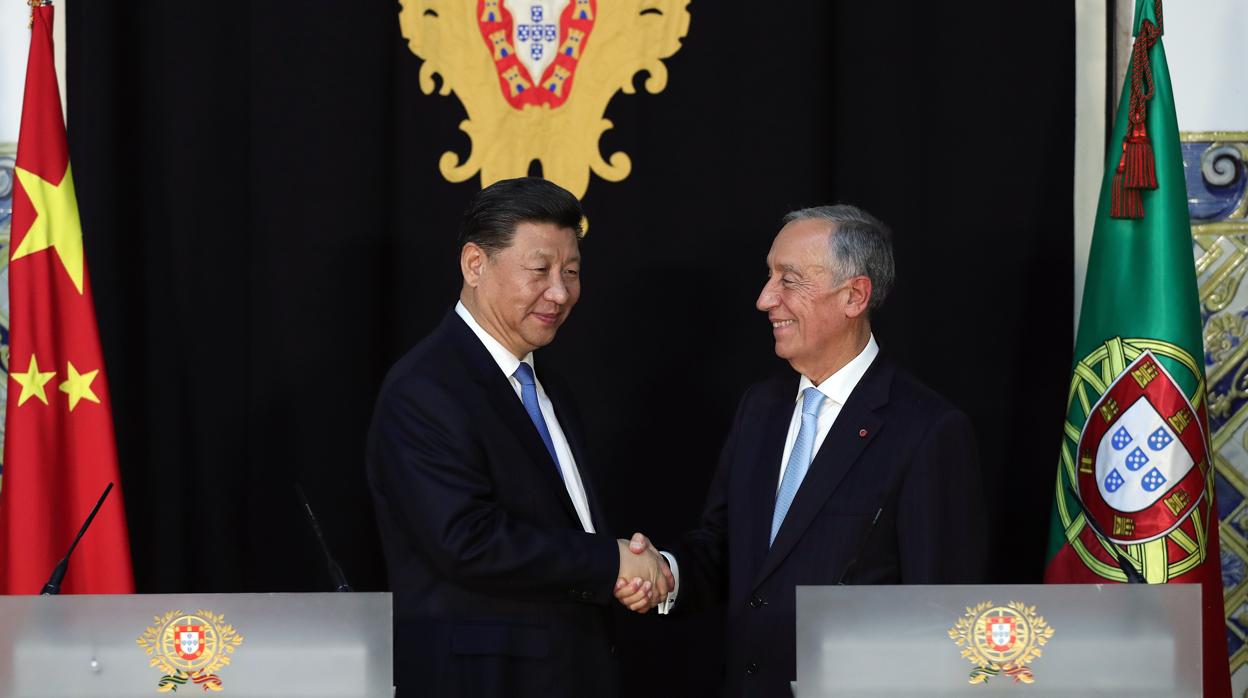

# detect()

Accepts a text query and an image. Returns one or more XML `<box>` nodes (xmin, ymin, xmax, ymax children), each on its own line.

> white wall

<box><xmin>0</xmin><ymin>1</ymin><xmax>69</xmax><ymax>144</ymax></box>
<box><xmin>1072</xmin><ymin>0</ymin><xmax>1109</xmax><ymax>332</ymax></box>
<box><xmin>1166</xmin><ymin>0</ymin><xmax>1248</xmax><ymax>133</ymax></box>
<box><xmin>0</xmin><ymin>2</ymin><xmax>32</xmax><ymax>143</ymax></box>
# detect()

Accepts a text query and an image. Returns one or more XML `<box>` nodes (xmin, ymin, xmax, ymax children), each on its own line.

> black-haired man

<box><xmin>367</xmin><ymin>177</ymin><xmax>671</xmax><ymax>698</ymax></box>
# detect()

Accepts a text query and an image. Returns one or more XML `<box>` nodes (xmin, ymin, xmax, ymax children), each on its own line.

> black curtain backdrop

<box><xmin>67</xmin><ymin>2</ymin><xmax>1072</xmax><ymax>695</ymax></box>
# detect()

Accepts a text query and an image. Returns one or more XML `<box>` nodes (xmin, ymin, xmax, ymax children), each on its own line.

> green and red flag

<box><xmin>1045</xmin><ymin>0</ymin><xmax>1229</xmax><ymax>693</ymax></box>
<box><xmin>0</xmin><ymin>2</ymin><xmax>133</xmax><ymax>594</ymax></box>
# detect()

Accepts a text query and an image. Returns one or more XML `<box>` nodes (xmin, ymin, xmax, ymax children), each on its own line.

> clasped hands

<box><xmin>614</xmin><ymin>532</ymin><xmax>673</xmax><ymax>613</ymax></box>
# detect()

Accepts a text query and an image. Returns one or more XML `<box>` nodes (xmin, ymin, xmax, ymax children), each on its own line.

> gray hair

<box><xmin>782</xmin><ymin>204</ymin><xmax>895</xmax><ymax>312</ymax></box>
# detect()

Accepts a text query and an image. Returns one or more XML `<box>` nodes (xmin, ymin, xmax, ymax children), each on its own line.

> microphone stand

<box><xmin>1065</xmin><ymin>483</ymin><xmax>1146</xmax><ymax>584</ymax></box>
<box><xmin>41</xmin><ymin>482</ymin><xmax>115</xmax><ymax>595</ymax></box>
<box><xmin>295</xmin><ymin>484</ymin><xmax>353</xmax><ymax>592</ymax></box>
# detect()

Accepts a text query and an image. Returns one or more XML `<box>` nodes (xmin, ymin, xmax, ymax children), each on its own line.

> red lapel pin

<box><xmin>858</xmin><ymin>428</ymin><xmax>868</xmax><ymax>438</ymax></box>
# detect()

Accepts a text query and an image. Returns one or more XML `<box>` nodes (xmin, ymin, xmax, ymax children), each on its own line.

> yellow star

<box><xmin>58</xmin><ymin>361</ymin><xmax>101</xmax><ymax>412</ymax></box>
<box><xmin>12</xmin><ymin>162</ymin><xmax>85</xmax><ymax>294</ymax></box>
<box><xmin>11</xmin><ymin>354</ymin><xmax>56</xmax><ymax>406</ymax></box>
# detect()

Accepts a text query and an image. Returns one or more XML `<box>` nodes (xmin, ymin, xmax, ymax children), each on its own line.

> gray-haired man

<box><xmin>621</xmin><ymin>205</ymin><xmax>987</xmax><ymax>698</ymax></box>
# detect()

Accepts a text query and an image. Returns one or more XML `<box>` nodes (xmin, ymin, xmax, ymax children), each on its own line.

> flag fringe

<box><xmin>1109</xmin><ymin>0</ymin><xmax>1163</xmax><ymax>220</ymax></box>
<box><xmin>1123</xmin><ymin>127</ymin><xmax>1157</xmax><ymax>190</ymax></box>
<box><xmin>1110</xmin><ymin>166</ymin><xmax>1143</xmax><ymax>220</ymax></box>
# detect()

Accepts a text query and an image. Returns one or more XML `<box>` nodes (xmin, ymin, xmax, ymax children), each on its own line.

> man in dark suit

<box><xmin>619</xmin><ymin>204</ymin><xmax>986</xmax><ymax>697</ymax></box>
<box><xmin>367</xmin><ymin>177</ymin><xmax>671</xmax><ymax>698</ymax></box>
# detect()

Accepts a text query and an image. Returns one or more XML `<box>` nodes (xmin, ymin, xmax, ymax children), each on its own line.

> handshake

<box><xmin>614</xmin><ymin>532</ymin><xmax>674</xmax><ymax>614</ymax></box>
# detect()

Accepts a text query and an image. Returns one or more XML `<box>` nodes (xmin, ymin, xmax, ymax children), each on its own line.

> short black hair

<box><xmin>457</xmin><ymin>177</ymin><xmax>583</xmax><ymax>255</ymax></box>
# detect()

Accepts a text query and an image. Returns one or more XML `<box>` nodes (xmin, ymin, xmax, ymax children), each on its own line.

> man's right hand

<box><xmin>615</xmin><ymin>532</ymin><xmax>672</xmax><ymax>613</ymax></box>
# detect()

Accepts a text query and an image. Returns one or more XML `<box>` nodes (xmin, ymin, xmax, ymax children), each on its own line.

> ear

<box><xmin>843</xmin><ymin>276</ymin><xmax>873</xmax><ymax>319</ymax></box>
<box><xmin>461</xmin><ymin>243</ymin><xmax>487</xmax><ymax>288</ymax></box>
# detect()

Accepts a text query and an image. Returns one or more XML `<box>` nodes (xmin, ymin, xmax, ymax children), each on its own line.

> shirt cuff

<box><xmin>656</xmin><ymin>551</ymin><xmax>679</xmax><ymax>615</ymax></box>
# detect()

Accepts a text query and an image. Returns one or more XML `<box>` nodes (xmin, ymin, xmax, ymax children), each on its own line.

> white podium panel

<box><xmin>0</xmin><ymin>592</ymin><xmax>392</xmax><ymax>698</ymax></box>
<box><xmin>795</xmin><ymin>584</ymin><xmax>1201</xmax><ymax>697</ymax></box>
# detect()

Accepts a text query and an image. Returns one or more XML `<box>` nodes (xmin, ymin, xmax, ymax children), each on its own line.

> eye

<box><xmin>563</xmin><ymin>268</ymin><xmax>579</xmax><ymax>278</ymax></box>
<box><xmin>529</xmin><ymin>266</ymin><xmax>549</xmax><ymax>274</ymax></box>
<box><xmin>780</xmin><ymin>276</ymin><xmax>796</xmax><ymax>287</ymax></box>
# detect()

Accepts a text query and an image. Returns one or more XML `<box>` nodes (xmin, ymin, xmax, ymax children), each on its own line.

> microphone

<box><xmin>41</xmin><ymin>482</ymin><xmax>114</xmax><ymax>595</ymax></box>
<box><xmin>836</xmin><ymin>507</ymin><xmax>883</xmax><ymax>585</ymax></box>
<box><xmin>295</xmin><ymin>484</ymin><xmax>352</xmax><ymax>592</ymax></box>
<box><xmin>1065</xmin><ymin>483</ymin><xmax>1145</xmax><ymax>584</ymax></box>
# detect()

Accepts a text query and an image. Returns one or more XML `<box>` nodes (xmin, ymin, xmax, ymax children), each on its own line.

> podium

<box><xmin>793</xmin><ymin>584</ymin><xmax>1202</xmax><ymax>697</ymax></box>
<box><xmin>0</xmin><ymin>592</ymin><xmax>392</xmax><ymax>697</ymax></box>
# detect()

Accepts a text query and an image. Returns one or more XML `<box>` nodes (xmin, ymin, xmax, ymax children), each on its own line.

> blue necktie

<box><xmin>513</xmin><ymin>362</ymin><xmax>561</xmax><ymax>476</ymax></box>
<box><xmin>771</xmin><ymin>387</ymin><xmax>826</xmax><ymax>545</ymax></box>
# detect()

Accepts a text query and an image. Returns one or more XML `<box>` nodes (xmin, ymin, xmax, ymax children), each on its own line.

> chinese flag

<box><xmin>0</xmin><ymin>3</ymin><xmax>133</xmax><ymax>594</ymax></box>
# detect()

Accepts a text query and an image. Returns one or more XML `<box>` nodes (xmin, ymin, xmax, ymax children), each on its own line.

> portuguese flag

<box><xmin>1044</xmin><ymin>0</ymin><xmax>1229</xmax><ymax>693</ymax></box>
<box><xmin>0</xmin><ymin>2</ymin><xmax>133</xmax><ymax>594</ymax></box>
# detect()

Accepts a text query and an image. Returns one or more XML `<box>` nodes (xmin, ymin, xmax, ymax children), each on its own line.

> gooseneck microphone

<box><xmin>295</xmin><ymin>484</ymin><xmax>353</xmax><ymax>592</ymax></box>
<box><xmin>1065</xmin><ymin>484</ymin><xmax>1146</xmax><ymax>584</ymax></box>
<box><xmin>40</xmin><ymin>482</ymin><xmax>115</xmax><ymax>595</ymax></box>
<box><xmin>836</xmin><ymin>506</ymin><xmax>884</xmax><ymax>585</ymax></box>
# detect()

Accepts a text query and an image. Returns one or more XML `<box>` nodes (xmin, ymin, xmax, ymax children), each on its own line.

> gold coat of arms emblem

<box><xmin>948</xmin><ymin>601</ymin><xmax>1054</xmax><ymax>685</ymax></box>
<box><xmin>137</xmin><ymin>609</ymin><xmax>244</xmax><ymax>692</ymax></box>
<box><xmin>397</xmin><ymin>0</ymin><xmax>691</xmax><ymax>200</ymax></box>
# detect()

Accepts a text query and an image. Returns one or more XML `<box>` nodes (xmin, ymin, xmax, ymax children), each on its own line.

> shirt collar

<box><xmin>455</xmin><ymin>301</ymin><xmax>535</xmax><ymax>380</ymax></box>
<box><xmin>797</xmin><ymin>334</ymin><xmax>880</xmax><ymax>407</ymax></box>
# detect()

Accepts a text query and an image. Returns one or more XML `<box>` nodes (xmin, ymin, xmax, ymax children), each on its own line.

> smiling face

<box><xmin>461</xmin><ymin>220</ymin><xmax>581</xmax><ymax>358</ymax></box>
<box><xmin>756</xmin><ymin>218</ymin><xmax>872</xmax><ymax>383</ymax></box>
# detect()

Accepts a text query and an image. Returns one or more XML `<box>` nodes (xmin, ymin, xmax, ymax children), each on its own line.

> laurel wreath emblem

<box><xmin>948</xmin><ymin>600</ymin><xmax>1054</xmax><ymax>685</ymax></box>
<box><xmin>137</xmin><ymin>609</ymin><xmax>244</xmax><ymax>692</ymax></box>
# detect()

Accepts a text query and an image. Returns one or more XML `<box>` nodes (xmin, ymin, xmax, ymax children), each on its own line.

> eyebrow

<box><xmin>529</xmin><ymin>250</ymin><xmax>581</xmax><ymax>264</ymax></box>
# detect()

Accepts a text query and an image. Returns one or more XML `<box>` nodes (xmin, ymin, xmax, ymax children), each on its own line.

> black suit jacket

<box><xmin>674</xmin><ymin>355</ymin><xmax>987</xmax><ymax>698</ymax></box>
<box><xmin>365</xmin><ymin>310</ymin><xmax>620</xmax><ymax>698</ymax></box>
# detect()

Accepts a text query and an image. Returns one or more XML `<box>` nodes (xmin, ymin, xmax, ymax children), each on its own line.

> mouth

<box><xmin>533</xmin><ymin>312</ymin><xmax>562</xmax><ymax>326</ymax></box>
<box><xmin>771</xmin><ymin>319</ymin><xmax>795</xmax><ymax>330</ymax></box>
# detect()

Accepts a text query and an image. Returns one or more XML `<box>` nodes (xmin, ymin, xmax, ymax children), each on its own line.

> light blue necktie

<box><xmin>513</xmin><ymin>362</ymin><xmax>561</xmax><ymax>477</ymax></box>
<box><xmin>771</xmin><ymin>387</ymin><xmax>826</xmax><ymax>545</ymax></box>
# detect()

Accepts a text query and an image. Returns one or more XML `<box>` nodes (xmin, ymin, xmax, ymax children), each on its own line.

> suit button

<box><xmin>748</xmin><ymin>596</ymin><xmax>765</xmax><ymax>608</ymax></box>
<box><xmin>745</xmin><ymin>663</ymin><xmax>759</xmax><ymax>675</ymax></box>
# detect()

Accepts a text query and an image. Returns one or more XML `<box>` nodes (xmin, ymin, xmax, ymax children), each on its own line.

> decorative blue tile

<box><xmin>1184</xmin><ymin>142</ymin><xmax>1246</xmax><ymax>222</ymax></box>
<box><xmin>1231</xmin><ymin>506</ymin><xmax>1248</xmax><ymax>540</ymax></box>
<box><xmin>1222</xmin><ymin>548</ymin><xmax>1246</xmax><ymax>591</ymax></box>
<box><xmin>1229</xmin><ymin>628</ymin><xmax>1245</xmax><ymax>658</ymax></box>
<box><xmin>1218</xmin><ymin>471</ymin><xmax>1245</xmax><ymax>520</ymax></box>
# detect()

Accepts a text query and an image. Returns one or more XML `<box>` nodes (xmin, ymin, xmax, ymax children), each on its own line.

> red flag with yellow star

<box><xmin>0</xmin><ymin>2</ymin><xmax>133</xmax><ymax>594</ymax></box>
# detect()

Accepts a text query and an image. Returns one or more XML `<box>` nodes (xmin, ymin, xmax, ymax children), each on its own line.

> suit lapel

<box><xmin>752</xmin><ymin>358</ymin><xmax>893</xmax><ymax>588</ymax></box>
<box><xmin>546</xmin><ymin>385</ymin><xmax>607</xmax><ymax>531</ymax></box>
<box><xmin>445</xmin><ymin>312</ymin><xmax>582</xmax><ymax>525</ymax></box>
<box><xmin>746</xmin><ymin>380</ymin><xmax>800</xmax><ymax>578</ymax></box>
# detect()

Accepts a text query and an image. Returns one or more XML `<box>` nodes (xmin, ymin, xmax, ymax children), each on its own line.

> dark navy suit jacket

<box><xmin>366</xmin><ymin>311</ymin><xmax>620</xmax><ymax>698</ymax></box>
<box><xmin>673</xmin><ymin>355</ymin><xmax>988</xmax><ymax>698</ymax></box>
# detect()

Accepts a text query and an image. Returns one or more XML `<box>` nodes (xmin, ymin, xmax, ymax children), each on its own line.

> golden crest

<box><xmin>948</xmin><ymin>601</ymin><xmax>1054</xmax><ymax>685</ymax></box>
<box><xmin>137</xmin><ymin>609</ymin><xmax>244</xmax><ymax>692</ymax></box>
<box><xmin>397</xmin><ymin>0</ymin><xmax>691</xmax><ymax>200</ymax></box>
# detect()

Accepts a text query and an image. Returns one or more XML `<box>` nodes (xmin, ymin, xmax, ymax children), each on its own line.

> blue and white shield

<box><xmin>504</xmin><ymin>0</ymin><xmax>568</xmax><ymax>84</ymax></box>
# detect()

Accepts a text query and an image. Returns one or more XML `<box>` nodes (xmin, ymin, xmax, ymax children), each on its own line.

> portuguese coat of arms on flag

<box><xmin>1044</xmin><ymin>0</ymin><xmax>1230</xmax><ymax>694</ymax></box>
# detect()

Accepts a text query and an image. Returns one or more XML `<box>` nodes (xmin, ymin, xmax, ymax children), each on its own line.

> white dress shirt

<box><xmin>776</xmin><ymin>335</ymin><xmax>880</xmax><ymax>491</ymax></box>
<box><xmin>660</xmin><ymin>340</ymin><xmax>879</xmax><ymax>615</ymax></box>
<box><xmin>455</xmin><ymin>301</ymin><xmax>597</xmax><ymax>534</ymax></box>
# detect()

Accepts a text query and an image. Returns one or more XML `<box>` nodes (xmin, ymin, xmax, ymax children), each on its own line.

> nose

<box><xmin>545</xmin><ymin>273</ymin><xmax>569</xmax><ymax>305</ymax></box>
<box><xmin>757</xmin><ymin>276</ymin><xmax>779</xmax><ymax>312</ymax></box>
